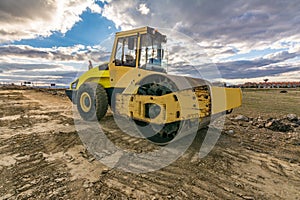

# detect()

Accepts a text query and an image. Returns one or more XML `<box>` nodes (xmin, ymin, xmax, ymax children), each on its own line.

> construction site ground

<box><xmin>0</xmin><ymin>86</ymin><xmax>299</xmax><ymax>200</ymax></box>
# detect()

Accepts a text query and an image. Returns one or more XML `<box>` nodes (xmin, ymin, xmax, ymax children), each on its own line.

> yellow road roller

<box><xmin>66</xmin><ymin>26</ymin><xmax>242</xmax><ymax>145</ymax></box>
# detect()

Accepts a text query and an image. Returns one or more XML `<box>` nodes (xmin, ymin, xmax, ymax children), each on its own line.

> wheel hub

<box><xmin>80</xmin><ymin>92</ymin><xmax>92</xmax><ymax>112</ymax></box>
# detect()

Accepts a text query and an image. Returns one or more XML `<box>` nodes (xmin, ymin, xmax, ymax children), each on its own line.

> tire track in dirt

<box><xmin>0</xmin><ymin>90</ymin><xmax>87</xmax><ymax>199</ymax></box>
<box><xmin>81</xmin><ymin>111</ymin><xmax>299</xmax><ymax>200</ymax></box>
<box><xmin>88</xmin><ymin>125</ymin><xmax>299</xmax><ymax>199</ymax></box>
<box><xmin>1</xmin><ymin>88</ymin><xmax>299</xmax><ymax>199</ymax></box>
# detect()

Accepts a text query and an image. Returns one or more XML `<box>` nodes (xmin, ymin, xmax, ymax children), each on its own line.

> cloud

<box><xmin>0</xmin><ymin>0</ymin><xmax>102</xmax><ymax>43</ymax></box>
<box><xmin>101</xmin><ymin>0</ymin><xmax>137</xmax><ymax>30</ymax></box>
<box><xmin>1</xmin><ymin>0</ymin><xmax>300</xmax><ymax>85</ymax></box>
<box><xmin>0</xmin><ymin>45</ymin><xmax>110</xmax><ymax>62</ymax></box>
<box><xmin>102</xmin><ymin>0</ymin><xmax>300</xmax><ymax>52</ymax></box>
<box><xmin>0</xmin><ymin>62</ymin><xmax>59</xmax><ymax>71</ymax></box>
<box><xmin>217</xmin><ymin>61</ymin><xmax>300</xmax><ymax>79</ymax></box>
<box><xmin>217</xmin><ymin>49</ymin><xmax>300</xmax><ymax>79</ymax></box>
<box><xmin>138</xmin><ymin>4</ymin><xmax>150</xmax><ymax>15</ymax></box>
<box><xmin>0</xmin><ymin>62</ymin><xmax>80</xmax><ymax>85</ymax></box>
<box><xmin>166</xmin><ymin>48</ymin><xmax>300</xmax><ymax>81</ymax></box>
<box><xmin>99</xmin><ymin>0</ymin><xmax>300</xmax><ymax>82</ymax></box>
<box><xmin>0</xmin><ymin>44</ymin><xmax>112</xmax><ymax>85</ymax></box>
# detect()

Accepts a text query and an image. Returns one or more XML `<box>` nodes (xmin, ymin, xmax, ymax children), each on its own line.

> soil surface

<box><xmin>0</xmin><ymin>87</ymin><xmax>299</xmax><ymax>199</ymax></box>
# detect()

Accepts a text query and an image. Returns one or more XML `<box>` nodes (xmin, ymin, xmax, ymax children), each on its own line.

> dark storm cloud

<box><xmin>216</xmin><ymin>61</ymin><xmax>300</xmax><ymax>79</ymax></box>
<box><xmin>1</xmin><ymin>0</ymin><xmax>300</xmax><ymax>83</ymax></box>
<box><xmin>100</xmin><ymin>0</ymin><xmax>300</xmax><ymax>81</ymax></box>
<box><xmin>216</xmin><ymin>50</ymin><xmax>300</xmax><ymax>79</ymax></box>
<box><xmin>104</xmin><ymin>0</ymin><xmax>300</xmax><ymax>47</ymax></box>
<box><xmin>0</xmin><ymin>0</ymin><xmax>101</xmax><ymax>42</ymax></box>
<box><xmin>168</xmin><ymin>49</ymin><xmax>300</xmax><ymax>79</ymax></box>
<box><xmin>0</xmin><ymin>0</ymin><xmax>54</xmax><ymax>21</ymax></box>
<box><xmin>0</xmin><ymin>0</ymin><xmax>55</xmax><ymax>42</ymax></box>
<box><xmin>169</xmin><ymin>62</ymin><xmax>300</xmax><ymax>80</ymax></box>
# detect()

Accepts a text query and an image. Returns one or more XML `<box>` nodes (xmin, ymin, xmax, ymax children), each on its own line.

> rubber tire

<box><xmin>76</xmin><ymin>82</ymin><xmax>108</xmax><ymax>121</ymax></box>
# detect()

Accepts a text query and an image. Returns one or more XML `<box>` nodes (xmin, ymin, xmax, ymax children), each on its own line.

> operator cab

<box><xmin>112</xmin><ymin>27</ymin><xmax>168</xmax><ymax>73</ymax></box>
<box><xmin>139</xmin><ymin>30</ymin><xmax>168</xmax><ymax>73</ymax></box>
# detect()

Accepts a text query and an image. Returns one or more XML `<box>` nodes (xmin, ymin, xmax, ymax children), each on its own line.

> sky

<box><xmin>0</xmin><ymin>0</ymin><xmax>300</xmax><ymax>86</ymax></box>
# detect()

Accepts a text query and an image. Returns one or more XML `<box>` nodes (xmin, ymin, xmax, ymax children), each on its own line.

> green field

<box><xmin>234</xmin><ymin>88</ymin><xmax>300</xmax><ymax>118</ymax></box>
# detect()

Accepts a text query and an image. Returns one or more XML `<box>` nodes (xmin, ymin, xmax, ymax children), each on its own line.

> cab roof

<box><xmin>115</xmin><ymin>26</ymin><xmax>166</xmax><ymax>40</ymax></box>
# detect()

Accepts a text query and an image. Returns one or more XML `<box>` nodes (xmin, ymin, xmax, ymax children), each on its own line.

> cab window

<box><xmin>139</xmin><ymin>34</ymin><xmax>167</xmax><ymax>73</ymax></box>
<box><xmin>115</xmin><ymin>36</ymin><xmax>137</xmax><ymax>67</ymax></box>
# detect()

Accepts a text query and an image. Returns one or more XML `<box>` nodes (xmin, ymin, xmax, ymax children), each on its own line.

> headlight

<box><xmin>71</xmin><ymin>80</ymin><xmax>79</xmax><ymax>89</ymax></box>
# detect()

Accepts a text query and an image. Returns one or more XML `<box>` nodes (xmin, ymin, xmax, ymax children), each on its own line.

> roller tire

<box><xmin>76</xmin><ymin>82</ymin><xmax>108</xmax><ymax>121</ymax></box>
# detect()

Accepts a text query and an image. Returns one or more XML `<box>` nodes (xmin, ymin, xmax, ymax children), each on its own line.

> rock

<box><xmin>234</xmin><ymin>115</ymin><xmax>249</xmax><ymax>122</ymax></box>
<box><xmin>242</xmin><ymin>195</ymin><xmax>255</xmax><ymax>200</ymax></box>
<box><xmin>73</xmin><ymin>161</ymin><xmax>80</xmax><ymax>165</ymax></box>
<box><xmin>227</xmin><ymin>130</ymin><xmax>235</xmax><ymax>134</ymax></box>
<box><xmin>280</xmin><ymin>90</ymin><xmax>288</xmax><ymax>93</ymax></box>
<box><xmin>64</xmin><ymin>153</ymin><xmax>74</xmax><ymax>162</ymax></box>
<box><xmin>30</xmin><ymin>179</ymin><xmax>39</xmax><ymax>185</ymax></box>
<box><xmin>257</xmin><ymin>124</ymin><xmax>264</xmax><ymax>128</ymax></box>
<box><xmin>17</xmin><ymin>184</ymin><xmax>31</xmax><ymax>192</ymax></box>
<box><xmin>234</xmin><ymin>182</ymin><xmax>244</xmax><ymax>188</ymax></box>
<box><xmin>140</xmin><ymin>174</ymin><xmax>147</xmax><ymax>178</ymax></box>
<box><xmin>265</xmin><ymin>119</ymin><xmax>293</xmax><ymax>132</ymax></box>
<box><xmin>286</xmin><ymin>114</ymin><xmax>298</xmax><ymax>122</ymax></box>
<box><xmin>293</xmin><ymin>142</ymin><xmax>300</xmax><ymax>146</ymax></box>
<box><xmin>190</xmin><ymin>154</ymin><xmax>199</xmax><ymax>163</ymax></box>
<box><xmin>55</xmin><ymin>178</ymin><xmax>65</xmax><ymax>183</ymax></box>
<box><xmin>257</xmin><ymin>118</ymin><xmax>264</xmax><ymax>122</ymax></box>
<box><xmin>101</xmin><ymin>169</ymin><xmax>109</xmax><ymax>174</ymax></box>
<box><xmin>83</xmin><ymin>181</ymin><xmax>90</xmax><ymax>188</ymax></box>
<box><xmin>264</xmin><ymin>121</ymin><xmax>273</xmax><ymax>128</ymax></box>
<box><xmin>179</xmin><ymin>189</ymin><xmax>188</xmax><ymax>198</ymax></box>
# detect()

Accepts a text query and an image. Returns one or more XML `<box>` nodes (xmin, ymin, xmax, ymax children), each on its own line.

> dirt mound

<box><xmin>231</xmin><ymin>114</ymin><xmax>299</xmax><ymax>133</ymax></box>
<box><xmin>264</xmin><ymin>119</ymin><xmax>294</xmax><ymax>132</ymax></box>
<box><xmin>35</xmin><ymin>88</ymin><xmax>67</xmax><ymax>97</ymax></box>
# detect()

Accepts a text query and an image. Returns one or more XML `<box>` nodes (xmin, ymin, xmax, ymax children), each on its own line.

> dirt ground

<box><xmin>0</xmin><ymin>87</ymin><xmax>299</xmax><ymax>200</ymax></box>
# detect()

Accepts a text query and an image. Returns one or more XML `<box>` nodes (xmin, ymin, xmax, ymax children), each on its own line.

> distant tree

<box><xmin>263</xmin><ymin>78</ymin><xmax>269</xmax><ymax>83</ymax></box>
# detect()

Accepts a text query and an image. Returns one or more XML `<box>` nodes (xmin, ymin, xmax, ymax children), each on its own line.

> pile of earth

<box><xmin>231</xmin><ymin>113</ymin><xmax>300</xmax><ymax>132</ymax></box>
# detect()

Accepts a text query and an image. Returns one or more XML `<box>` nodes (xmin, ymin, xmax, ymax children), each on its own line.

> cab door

<box><xmin>109</xmin><ymin>34</ymin><xmax>140</xmax><ymax>88</ymax></box>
